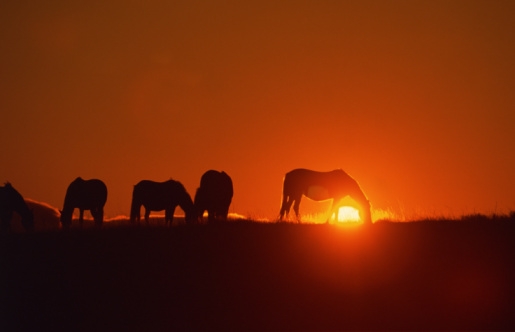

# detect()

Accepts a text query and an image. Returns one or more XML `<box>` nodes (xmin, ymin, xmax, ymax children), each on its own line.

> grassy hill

<box><xmin>2</xmin><ymin>218</ymin><xmax>515</xmax><ymax>330</ymax></box>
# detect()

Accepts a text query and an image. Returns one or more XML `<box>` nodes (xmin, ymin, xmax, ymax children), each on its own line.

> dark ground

<box><xmin>1</xmin><ymin>219</ymin><xmax>515</xmax><ymax>331</ymax></box>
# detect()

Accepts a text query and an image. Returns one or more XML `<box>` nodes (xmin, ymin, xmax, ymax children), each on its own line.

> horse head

<box><xmin>181</xmin><ymin>196</ymin><xmax>197</xmax><ymax>225</ymax></box>
<box><xmin>59</xmin><ymin>208</ymin><xmax>73</xmax><ymax>227</ymax></box>
<box><xmin>184</xmin><ymin>208</ymin><xmax>197</xmax><ymax>225</ymax></box>
<box><xmin>179</xmin><ymin>190</ymin><xmax>196</xmax><ymax>225</ymax></box>
<box><xmin>359</xmin><ymin>200</ymin><xmax>372</xmax><ymax>224</ymax></box>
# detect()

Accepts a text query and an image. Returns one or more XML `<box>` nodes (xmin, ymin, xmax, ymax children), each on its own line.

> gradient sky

<box><xmin>1</xmin><ymin>0</ymin><xmax>514</xmax><ymax>220</ymax></box>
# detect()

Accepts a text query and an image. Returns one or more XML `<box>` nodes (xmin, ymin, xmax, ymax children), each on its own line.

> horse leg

<box><xmin>197</xmin><ymin>209</ymin><xmax>204</xmax><ymax>224</ymax></box>
<box><xmin>207</xmin><ymin>208</ymin><xmax>215</xmax><ymax>224</ymax></box>
<box><xmin>79</xmin><ymin>209</ymin><xmax>84</xmax><ymax>227</ymax></box>
<box><xmin>279</xmin><ymin>195</ymin><xmax>293</xmax><ymax>220</ymax></box>
<box><xmin>326</xmin><ymin>198</ymin><xmax>344</xmax><ymax>223</ymax></box>
<box><xmin>165</xmin><ymin>208</ymin><xmax>172</xmax><ymax>226</ymax></box>
<box><xmin>144</xmin><ymin>208</ymin><xmax>150</xmax><ymax>225</ymax></box>
<box><xmin>221</xmin><ymin>206</ymin><xmax>229</xmax><ymax>222</ymax></box>
<box><xmin>292</xmin><ymin>196</ymin><xmax>302</xmax><ymax>222</ymax></box>
<box><xmin>168</xmin><ymin>206</ymin><xmax>175</xmax><ymax>225</ymax></box>
<box><xmin>133</xmin><ymin>205</ymin><xmax>140</xmax><ymax>224</ymax></box>
<box><xmin>326</xmin><ymin>200</ymin><xmax>336</xmax><ymax>223</ymax></box>
<box><xmin>326</xmin><ymin>200</ymin><xmax>337</xmax><ymax>223</ymax></box>
<box><xmin>95</xmin><ymin>208</ymin><xmax>104</xmax><ymax>227</ymax></box>
<box><xmin>130</xmin><ymin>208</ymin><xmax>141</xmax><ymax>225</ymax></box>
<box><xmin>90</xmin><ymin>208</ymin><xmax>97</xmax><ymax>224</ymax></box>
<box><xmin>130</xmin><ymin>203</ymin><xmax>139</xmax><ymax>224</ymax></box>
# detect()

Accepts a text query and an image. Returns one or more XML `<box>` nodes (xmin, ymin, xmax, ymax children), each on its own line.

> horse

<box><xmin>60</xmin><ymin>177</ymin><xmax>108</xmax><ymax>228</ymax></box>
<box><xmin>0</xmin><ymin>182</ymin><xmax>34</xmax><ymax>232</ymax></box>
<box><xmin>130</xmin><ymin>179</ymin><xmax>195</xmax><ymax>225</ymax></box>
<box><xmin>279</xmin><ymin>168</ymin><xmax>372</xmax><ymax>224</ymax></box>
<box><xmin>194</xmin><ymin>170</ymin><xmax>233</xmax><ymax>223</ymax></box>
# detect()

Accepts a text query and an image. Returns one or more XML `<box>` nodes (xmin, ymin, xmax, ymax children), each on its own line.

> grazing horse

<box><xmin>130</xmin><ymin>179</ymin><xmax>195</xmax><ymax>225</ymax></box>
<box><xmin>0</xmin><ymin>183</ymin><xmax>34</xmax><ymax>232</ymax></box>
<box><xmin>279</xmin><ymin>169</ymin><xmax>372</xmax><ymax>224</ymax></box>
<box><xmin>194</xmin><ymin>170</ymin><xmax>233</xmax><ymax>223</ymax></box>
<box><xmin>60</xmin><ymin>177</ymin><xmax>108</xmax><ymax>228</ymax></box>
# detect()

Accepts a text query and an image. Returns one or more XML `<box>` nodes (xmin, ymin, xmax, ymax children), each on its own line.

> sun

<box><xmin>337</xmin><ymin>206</ymin><xmax>361</xmax><ymax>222</ymax></box>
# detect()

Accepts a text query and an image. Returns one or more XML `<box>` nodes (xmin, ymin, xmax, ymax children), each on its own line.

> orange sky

<box><xmin>1</xmin><ymin>0</ymin><xmax>514</xmax><ymax>220</ymax></box>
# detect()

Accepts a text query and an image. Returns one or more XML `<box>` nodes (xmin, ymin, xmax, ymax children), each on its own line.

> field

<box><xmin>2</xmin><ymin>217</ymin><xmax>515</xmax><ymax>331</ymax></box>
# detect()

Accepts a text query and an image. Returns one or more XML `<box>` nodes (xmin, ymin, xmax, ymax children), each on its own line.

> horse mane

<box><xmin>332</xmin><ymin>168</ymin><xmax>347</xmax><ymax>175</ymax></box>
<box><xmin>1</xmin><ymin>182</ymin><xmax>32</xmax><ymax>224</ymax></box>
<box><xmin>174</xmin><ymin>181</ymin><xmax>193</xmax><ymax>207</ymax></box>
<box><xmin>3</xmin><ymin>182</ymin><xmax>22</xmax><ymax>199</ymax></box>
<box><xmin>174</xmin><ymin>181</ymin><xmax>189</xmax><ymax>196</ymax></box>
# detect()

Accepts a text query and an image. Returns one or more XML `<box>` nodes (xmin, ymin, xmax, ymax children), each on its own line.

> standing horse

<box><xmin>0</xmin><ymin>182</ymin><xmax>34</xmax><ymax>232</ymax></box>
<box><xmin>130</xmin><ymin>179</ymin><xmax>195</xmax><ymax>225</ymax></box>
<box><xmin>60</xmin><ymin>177</ymin><xmax>108</xmax><ymax>228</ymax></box>
<box><xmin>279</xmin><ymin>169</ymin><xmax>372</xmax><ymax>224</ymax></box>
<box><xmin>194</xmin><ymin>170</ymin><xmax>233</xmax><ymax>223</ymax></box>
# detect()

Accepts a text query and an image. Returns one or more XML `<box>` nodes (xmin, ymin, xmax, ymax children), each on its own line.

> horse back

<box><xmin>283</xmin><ymin>168</ymin><xmax>353</xmax><ymax>197</ymax></box>
<box><xmin>133</xmin><ymin>180</ymin><xmax>185</xmax><ymax>210</ymax></box>
<box><xmin>196</xmin><ymin>170</ymin><xmax>233</xmax><ymax>205</ymax></box>
<box><xmin>65</xmin><ymin>178</ymin><xmax>107</xmax><ymax>209</ymax></box>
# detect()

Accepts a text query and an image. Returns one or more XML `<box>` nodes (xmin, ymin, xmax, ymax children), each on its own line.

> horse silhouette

<box><xmin>194</xmin><ymin>170</ymin><xmax>233</xmax><ymax>223</ymax></box>
<box><xmin>130</xmin><ymin>179</ymin><xmax>195</xmax><ymax>225</ymax></box>
<box><xmin>0</xmin><ymin>182</ymin><xmax>34</xmax><ymax>232</ymax></box>
<box><xmin>60</xmin><ymin>177</ymin><xmax>108</xmax><ymax>228</ymax></box>
<box><xmin>279</xmin><ymin>168</ymin><xmax>372</xmax><ymax>224</ymax></box>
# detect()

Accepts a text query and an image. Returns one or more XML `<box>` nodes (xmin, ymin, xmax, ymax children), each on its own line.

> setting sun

<box><xmin>337</xmin><ymin>206</ymin><xmax>361</xmax><ymax>222</ymax></box>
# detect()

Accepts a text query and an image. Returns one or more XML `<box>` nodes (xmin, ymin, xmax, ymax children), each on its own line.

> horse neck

<box><xmin>352</xmin><ymin>189</ymin><xmax>368</xmax><ymax>205</ymax></box>
<box><xmin>61</xmin><ymin>203</ymin><xmax>74</xmax><ymax>218</ymax></box>
<box><xmin>62</xmin><ymin>191</ymin><xmax>78</xmax><ymax>211</ymax></box>
<box><xmin>349</xmin><ymin>187</ymin><xmax>372</xmax><ymax>221</ymax></box>
<box><xmin>130</xmin><ymin>197</ymin><xmax>140</xmax><ymax>215</ymax></box>
<box><xmin>11</xmin><ymin>194</ymin><xmax>30</xmax><ymax>218</ymax></box>
<box><xmin>178</xmin><ymin>193</ymin><xmax>194</xmax><ymax>213</ymax></box>
<box><xmin>348</xmin><ymin>186</ymin><xmax>370</xmax><ymax>209</ymax></box>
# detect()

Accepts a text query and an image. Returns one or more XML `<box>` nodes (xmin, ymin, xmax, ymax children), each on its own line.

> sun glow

<box><xmin>337</xmin><ymin>206</ymin><xmax>361</xmax><ymax>222</ymax></box>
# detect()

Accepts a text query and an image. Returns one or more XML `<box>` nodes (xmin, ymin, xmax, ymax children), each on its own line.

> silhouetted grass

<box><xmin>1</xmin><ymin>216</ymin><xmax>515</xmax><ymax>330</ymax></box>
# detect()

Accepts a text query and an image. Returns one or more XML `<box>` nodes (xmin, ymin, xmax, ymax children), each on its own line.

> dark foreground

<box><xmin>2</xmin><ymin>220</ymin><xmax>515</xmax><ymax>331</ymax></box>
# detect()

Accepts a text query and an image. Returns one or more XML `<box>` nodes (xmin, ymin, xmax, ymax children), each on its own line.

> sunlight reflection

<box><xmin>337</xmin><ymin>206</ymin><xmax>361</xmax><ymax>222</ymax></box>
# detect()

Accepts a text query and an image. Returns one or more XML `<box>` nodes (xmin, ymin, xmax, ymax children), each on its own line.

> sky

<box><xmin>1</xmin><ymin>0</ymin><xmax>514</xmax><ymax>221</ymax></box>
